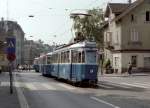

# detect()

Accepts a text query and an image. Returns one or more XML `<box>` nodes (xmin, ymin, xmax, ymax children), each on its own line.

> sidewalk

<box><xmin>99</xmin><ymin>72</ymin><xmax>150</xmax><ymax>77</ymax></box>
<box><xmin>0</xmin><ymin>72</ymin><xmax>20</xmax><ymax>108</ymax></box>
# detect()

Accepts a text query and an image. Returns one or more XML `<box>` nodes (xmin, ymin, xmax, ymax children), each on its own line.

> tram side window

<box><xmin>71</xmin><ymin>50</ymin><xmax>83</xmax><ymax>63</ymax></box>
<box><xmin>47</xmin><ymin>56</ymin><xmax>51</xmax><ymax>64</ymax></box>
<box><xmin>64</xmin><ymin>52</ymin><xmax>67</xmax><ymax>63</ymax></box>
<box><xmin>56</xmin><ymin>54</ymin><xmax>59</xmax><ymax>63</ymax></box>
<box><xmin>78</xmin><ymin>52</ymin><xmax>81</xmax><ymax>63</ymax></box>
<box><xmin>71</xmin><ymin>51</ymin><xmax>77</xmax><ymax>63</ymax></box>
<box><xmin>82</xmin><ymin>51</ymin><xmax>85</xmax><ymax>63</ymax></box>
<box><xmin>52</xmin><ymin>54</ymin><xmax>58</xmax><ymax>63</ymax></box>
<box><xmin>43</xmin><ymin>57</ymin><xmax>46</xmax><ymax>64</ymax></box>
<box><xmin>66</xmin><ymin>51</ymin><xmax>70</xmax><ymax>63</ymax></box>
<box><xmin>61</xmin><ymin>51</ymin><xmax>70</xmax><ymax>63</ymax></box>
<box><xmin>52</xmin><ymin>55</ymin><xmax>54</xmax><ymax>63</ymax></box>
<box><xmin>61</xmin><ymin>52</ymin><xmax>64</xmax><ymax>63</ymax></box>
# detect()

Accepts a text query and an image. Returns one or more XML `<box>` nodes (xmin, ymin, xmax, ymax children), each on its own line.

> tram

<box><xmin>34</xmin><ymin>40</ymin><xmax>98</xmax><ymax>84</ymax></box>
<box><xmin>33</xmin><ymin>57</ymin><xmax>40</xmax><ymax>72</ymax></box>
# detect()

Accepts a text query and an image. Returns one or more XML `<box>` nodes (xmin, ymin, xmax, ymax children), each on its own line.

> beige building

<box><xmin>103</xmin><ymin>0</ymin><xmax>150</xmax><ymax>73</ymax></box>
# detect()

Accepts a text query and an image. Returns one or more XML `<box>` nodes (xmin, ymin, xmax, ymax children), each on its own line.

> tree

<box><xmin>71</xmin><ymin>8</ymin><xmax>104</xmax><ymax>49</ymax></box>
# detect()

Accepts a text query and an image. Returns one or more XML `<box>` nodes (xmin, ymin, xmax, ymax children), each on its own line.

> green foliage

<box><xmin>71</xmin><ymin>8</ymin><xmax>104</xmax><ymax>48</ymax></box>
<box><xmin>103</xmin><ymin>59</ymin><xmax>111</xmax><ymax>68</ymax></box>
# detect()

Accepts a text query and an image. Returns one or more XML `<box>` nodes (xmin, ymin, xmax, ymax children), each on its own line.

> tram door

<box><xmin>70</xmin><ymin>50</ymin><xmax>85</xmax><ymax>81</ymax></box>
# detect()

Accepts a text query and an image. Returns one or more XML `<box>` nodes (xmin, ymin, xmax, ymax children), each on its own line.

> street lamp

<box><xmin>28</xmin><ymin>15</ymin><xmax>34</xmax><ymax>18</ymax></box>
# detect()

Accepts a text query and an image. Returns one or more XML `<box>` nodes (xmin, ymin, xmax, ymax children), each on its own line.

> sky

<box><xmin>0</xmin><ymin>0</ymin><xmax>129</xmax><ymax>45</ymax></box>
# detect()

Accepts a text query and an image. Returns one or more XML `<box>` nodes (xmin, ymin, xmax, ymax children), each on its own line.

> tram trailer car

<box><xmin>33</xmin><ymin>57</ymin><xmax>40</xmax><ymax>72</ymax></box>
<box><xmin>38</xmin><ymin>54</ymin><xmax>52</xmax><ymax>76</ymax></box>
<box><xmin>49</xmin><ymin>41</ymin><xmax>98</xmax><ymax>84</ymax></box>
<box><xmin>44</xmin><ymin>53</ymin><xmax>53</xmax><ymax>76</ymax></box>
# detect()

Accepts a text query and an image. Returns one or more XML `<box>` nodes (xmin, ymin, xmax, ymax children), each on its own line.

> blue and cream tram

<box><xmin>36</xmin><ymin>41</ymin><xmax>98</xmax><ymax>84</ymax></box>
<box><xmin>53</xmin><ymin>41</ymin><xmax>98</xmax><ymax>84</ymax></box>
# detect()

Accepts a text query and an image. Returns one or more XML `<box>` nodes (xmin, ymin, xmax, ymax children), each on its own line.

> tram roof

<box><xmin>53</xmin><ymin>41</ymin><xmax>97</xmax><ymax>53</ymax></box>
<box><xmin>69</xmin><ymin>41</ymin><xmax>96</xmax><ymax>49</ymax></box>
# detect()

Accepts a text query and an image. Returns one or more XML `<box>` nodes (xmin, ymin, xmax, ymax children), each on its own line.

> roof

<box><xmin>105</xmin><ymin>3</ymin><xmax>130</xmax><ymax>17</ymax></box>
<box><xmin>102</xmin><ymin>0</ymin><xmax>145</xmax><ymax>29</ymax></box>
<box><xmin>114</xmin><ymin>0</ymin><xmax>144</xmax><ymax>22</ymax></box>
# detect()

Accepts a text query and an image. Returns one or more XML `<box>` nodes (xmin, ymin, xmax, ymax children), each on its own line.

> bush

<box><xmin>103</xmin><ymin>59</ymin><xmax>111</xmax><ymax>68</ymax></box>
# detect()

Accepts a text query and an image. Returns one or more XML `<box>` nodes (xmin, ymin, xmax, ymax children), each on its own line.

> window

<box><xmin>144</xmin><ymin>57</ymin><xmax>150</xmax><ymax>67</ymax></box>
<box><xmin>81</xmin><ymin>51</ymin><xmax>85</xmax><ymax>63</ymax></box>
<box><xmin>131</xmin><ymin>14</ymin><xmax>134</xmax><ymax>22</ymax></box>
<box><xmin>130</xmin><ymin>29</ymin><xmax>139</xmax><ymax>42</ymax></box>
<box><xmin>106</xmin><ymin>32</ymin><xmax>112</xmax><ymax>42</ymax></box>
<box><xmin>131</xmin><ymin>56</ymin><xmax>137</xmax><ymax>67</ymax></box>
<box><xmin>114</xmin><ymin>31</ymin><xmax>119</xmax><ymax>44</ymax></box>
<box><xmin>85</xmin><ymin>50</ymin><xmax>97</xmax><ymax>64</ymax></box>
<box><xmin>146</xmin><ymin>11</ymin><xmax>150</xmax><ymax>21</ymax></box>
<box><xmin>114</xmin><ymin>57</ymin><xmax>119</xmax><ymax>67</ymax></box>
<box><xmin>71</xmin><ymin>50</ymin><xmax>79</xmax><ymax>63</ymax></box>
<box><xmin>47</xmin><ymin>56</ymin><xmax>52</xmax><ymax>64</ymax></box>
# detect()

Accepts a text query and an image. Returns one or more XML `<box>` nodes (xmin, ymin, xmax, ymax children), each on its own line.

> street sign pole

<box><xmin>6</xmin><ymin>37</ymin><xmax>16</xmax><ymax>94</ymax></box>
<box><xmin>9</xmin><ymin>62</ymin><xmax>13</xmax><ymax>94</ymax></box>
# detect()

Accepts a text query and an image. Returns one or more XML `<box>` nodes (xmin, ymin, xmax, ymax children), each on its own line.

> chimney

<box><xmin>128</xmin><ymin>0</ymin><xmax>132</xmax><ymax>4</ymax></box>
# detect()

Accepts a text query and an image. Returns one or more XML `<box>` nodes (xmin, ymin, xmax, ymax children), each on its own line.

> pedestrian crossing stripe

<box><xmin>41</xmin><ymin>83</ymin><xmax>57</xmax><ymax>90</ymax></box>
<box><xmin>25</xmin><ymin>83</ymin><xmax>37</xmax><ymax>90</ymax></box>
<box><xmin>57</xmin><ymin>83</ymin><xmax>76</xmax><ymax>90</ymax></box>
<box><xmin>121</xmin><ymin>83</ymin><xmax>149</xmax><ymax>89</ymax></box>
<box><xmin>134</xmin><ymin>83</ymin><xmax>150</xmax><ymax>88</ymax></box>
<box><xmin>0</xmin><ymin>82</ymin><xmax>9</xmax><ymax>86</ymax></box>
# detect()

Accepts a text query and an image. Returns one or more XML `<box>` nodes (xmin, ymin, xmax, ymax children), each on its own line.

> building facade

<box><xmin>103</xmin><ymin>0</ymin><xmax>150</xmax><ymax>73</ymax></box>
<box><xmin>0</xmin><ymin>19</ymin><xmax>24</xmax><ymax>71</ymax></box>
<box><xmin>24</xmin><ymin>40</ymin><xmax>36</xmax><ymax>65</ymax></box>
<box><xmin>24</xmin><ymin>39</ymin><xmax>53</xmax><ymax>65</ymax></box>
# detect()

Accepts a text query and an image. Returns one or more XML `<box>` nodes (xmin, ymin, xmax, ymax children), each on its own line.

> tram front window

<box><xmin>86</xmin><ymin>50</ymin><xmax>96</xmax><ymax>64</ymax></box>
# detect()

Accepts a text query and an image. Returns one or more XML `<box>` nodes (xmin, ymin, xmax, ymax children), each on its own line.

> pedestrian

<box><xmin>17</xmin><ymin>64</ymin><xmax>19</xmax><ymax>72</ymax></box>
<box><xmin>127</xmin><ymin>62</ymin><xmax>133</xmax><ymax>75</ymax></box>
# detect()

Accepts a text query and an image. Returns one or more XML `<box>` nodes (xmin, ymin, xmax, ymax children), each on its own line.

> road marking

<box><xmin>25</xmin><ymin>83</ymin><xmax>37</xmax><ymax>90</ymax></box>
<box><xmin>41</xmin><ymin>83</ymin><xmax>57</xmax><ymax>90</ymax></box>
<box><xmin>14</xmin><ymin>73</ymin><xmax>30</xmax><ymax>108</ymax></box>
<box><xmin>91</xmin><ymin>97</ymin><xmax>120</xmax><ymax>108</ymax></box>
<box><xmin>121</xmin><ymin>83</ymin><xmax>148</xmax><ymax>89</ymax></box>
<box><xmin>133</xmin><ymin>83</ymin><xmax>150</xmax><ymax>88</ymax></box>
<box><xmin>58</xmin><ymin>83</ymin><xmax>76</xmax><ymax>90</ymax></box>
<box><xmin>1</xmin><ymin>82</ymin><xmax>9</xmax><ymax>86</ymax></box>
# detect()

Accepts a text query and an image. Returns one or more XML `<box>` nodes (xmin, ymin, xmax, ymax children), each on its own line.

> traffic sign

<box><xmin>7</xmin><ymin>53</ymin><xmax>16</xmax><ymax>62</ymax></box>
<box><xmin>6</xmin><ymin>38</ymin><xmax>16</xmax><ymax>54</ymax></box>
<box><xmin>6</xmin><ymin>38</ymin><xmax>16</xmax><ymax>62</ymax></box>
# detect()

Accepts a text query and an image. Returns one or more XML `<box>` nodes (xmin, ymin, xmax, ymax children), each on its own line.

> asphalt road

<box><xmin>15</xmin><ymin>71</ymin><xmax>150</xmax><ymax>108</ymax></box>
